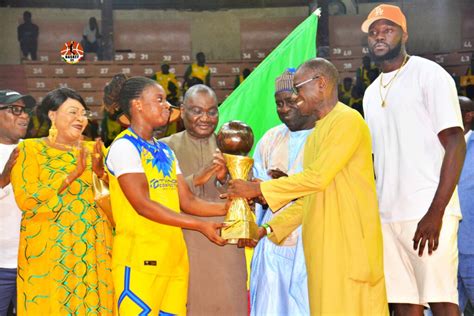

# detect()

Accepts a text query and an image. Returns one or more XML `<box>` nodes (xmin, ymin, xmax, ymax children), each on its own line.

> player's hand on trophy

<box><xmin>199</xmin><ymin>221</ymin><xmax>227</xmax><ymax>246</ymax></box>
<box><xmin>237</xmin><ymin>227</ymin><xmax>266</xmax><ymax>248</ymax></box>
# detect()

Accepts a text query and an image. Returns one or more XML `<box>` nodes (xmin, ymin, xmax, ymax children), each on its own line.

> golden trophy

<box><xmin>216</xmin><ymin>121</ymin><xmax>259</xmax><ymax>244</ymax></box>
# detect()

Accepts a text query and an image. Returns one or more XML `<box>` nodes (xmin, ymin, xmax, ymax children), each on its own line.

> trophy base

<box><xmin>222</xmin><ymin>220</ymin><xmax>259</xmax><ymax>244</ymax></box>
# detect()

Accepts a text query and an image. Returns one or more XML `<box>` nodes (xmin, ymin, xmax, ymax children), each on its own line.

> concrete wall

<box><xmin>0</xmin><ymin>8</ymin><xmax>99</xmax><ymax>64</ymax></box>
<box><xmin>0</xmin><ymin>1</ymin><xmax>471</xmax><ymax>64</ymax></box>
<box><xmin>0</xmin><ymin>6</ymin><xmax>308</xmax><ymax>64</ymax></box>
<box><xmin>340</xmin><ymin>0</ymin><xmax>472</xmax><ymax>54</ymax></box>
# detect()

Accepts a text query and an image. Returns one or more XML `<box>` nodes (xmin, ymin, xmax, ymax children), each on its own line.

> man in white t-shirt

<box><xmin>0</xmin><ymin>90</ymin><xmax>35</xmax><ymax>315</ymax></box>
<box><xmin>361</xmin><ymin>4</ymin><xmax>466</xmax><ymax>316</ymax></box>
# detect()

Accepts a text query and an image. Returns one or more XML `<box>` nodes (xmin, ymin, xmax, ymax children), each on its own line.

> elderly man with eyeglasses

<box><xmin>227</xmin><ymin>58</ymin><xmax>388</xmax><ymax>315</ymax></box>
<box><xmin>0</xmin><ymin>89</ymin><xmax>35</xmax><ymax>315</ymax></box>
<box><xmin>161</xmin><ymin>84</ymin><xmax>248</xmax><ymax>316</ymax></box>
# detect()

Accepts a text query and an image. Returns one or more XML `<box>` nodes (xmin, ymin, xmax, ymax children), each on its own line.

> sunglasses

<box><xmin>292</xmin><ymin>76</ymin><xmax>320</xmax><ymax>95</ymax></box>
<box><xmin>0</xmin><ymin>104</ymin><xmax>34</xmax><ymax>116</ymax></box>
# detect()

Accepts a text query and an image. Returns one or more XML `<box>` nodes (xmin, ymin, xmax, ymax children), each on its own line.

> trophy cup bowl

<box><xmin>216</xmin><ymin>121</ymin><xmax>258</xmax><ymax>244</ymax></box>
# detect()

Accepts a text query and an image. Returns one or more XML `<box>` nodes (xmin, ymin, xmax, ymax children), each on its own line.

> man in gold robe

<box><xmin>228</xmin><ymin>58</ymin><xmax>388</xmax><ymax>315</ymax></box>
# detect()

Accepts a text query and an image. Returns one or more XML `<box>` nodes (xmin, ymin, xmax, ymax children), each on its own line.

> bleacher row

<box><xmin>24</xmin><ymin>61</ymin><xmax>259</xmax><ymax>80</ymax></box>
<box><xmin>24</xmin><ymin>47</ymin><xmax>471</xmax><ymax>117</ymax></box>
<box><xmin>328</xmin><ymin>45</ymin><xmax>473</xmax><ymax>80</ymax></box>
<box><xmin>14</xmin><ymin>12</ymin><xmax>473</xmax><ymax>122</ymax></box>
<box><xmin>30</xmin><ymin>49</ymin><xmax>271</xmax><ymax>64</ymax></box>
<box><xmin>24</xmin><ymin>50</ymin><xmax>262</xmax><ymax>119</ymax></box>
<box><xmin>23</xmin><ymin>44</ymin><xmax>473</xmax><ymax>121</ymax></box>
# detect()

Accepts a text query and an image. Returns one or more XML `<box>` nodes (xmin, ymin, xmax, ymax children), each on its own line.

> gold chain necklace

<box><xmin>54</xmin><ymin>142</ymin><xmax>79</xmax><ymax>151</ymax></box>
<box><xmin>379</xmin><ymin>54</ymin><xmax>409</xmax><ymax>107</ymax></box>
<box><xmin>46</xmin><ymin>138</ymin><xmax>81</xmax><ymax>152</ymax></box>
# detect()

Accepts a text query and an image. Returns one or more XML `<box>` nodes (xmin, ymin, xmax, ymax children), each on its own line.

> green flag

<box><xmin>217</xmin><ymin>10</ymin><xmax>319</xmax><ymax>153</ymax></box>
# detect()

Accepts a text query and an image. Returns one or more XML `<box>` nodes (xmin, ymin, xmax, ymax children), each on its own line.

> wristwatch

<box><xmin>214</xmin><ymin>173</ymin><xmax>230</xmax><ymax>187</ymax></box>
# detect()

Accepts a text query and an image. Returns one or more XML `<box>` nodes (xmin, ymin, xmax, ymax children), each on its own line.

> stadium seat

<box><xmin>26</xmin><ymin>77</ymin><xmax>54</xmax><ymax>91</ymax></box>
<box><xmin>210</xmin><ymin>76</ymin><xmax>236</xmax><ymax>89</ymax></box>
<box><xmin>330</xmin><ymin>58</ymin><xmax>360</xmax><ymax>73</ymax></box>
<box><xmin>329</xmin><ymin>46</ymin><xmax>369</xmax><ymax>59</ymax></box>
<box><xmin>215</xmin><ymin>89</ymin><xmax>233</xmax><ymax>103</ymax></box>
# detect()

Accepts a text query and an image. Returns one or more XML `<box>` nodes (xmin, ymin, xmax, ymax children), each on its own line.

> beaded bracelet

<box><xmin>261</xmin><ymin>223</ymin><xmax>272</xmax><ymax>235</ymax></box>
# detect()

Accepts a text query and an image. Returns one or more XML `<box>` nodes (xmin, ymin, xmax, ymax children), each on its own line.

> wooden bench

<box><xmin>24</xmin><ymin>64</ymin><xmax>51</xmax><ymax>77</ymax></box>
<box><xmin>210</xmin><ymin>76</ymin><xmax>237</xmax><ymax>89</ymax></box>
<box><xmin>29</xmin><ymin>90</ymin><xmax>105</xmax><ymax>108</ymax></box>
<box><xmin>422</xmin><ymin>52</ymin><xmax>471</xmax><ymax>67</ymax></box>
<box><xmin>26</xmin><ymin>76</ymin><xmax>108</xmax><ymax>92</ymax></box>
<box><xmin>329</xmin><ymin>46</ymin><xmax>369</xmax><ymax>59</ymax></box>
<box><xmin>215</xmin><ymin>89</ymin><xmax>233</xmax><ymax>103</ymax></box>
<box><xmin>207</xmin><ymin>62</ymin><xmax>258</xmax><ymax>76</ymax></box>
<box><xmin>329</xmin><ymin>58</ymin><xmax>361</xmax><ymax>73</ymax></box>
<box><xmin>26</xmin><ymin>78</ymin><xmax>54</xmax><ymax>91</ymax></box>
<box><xmin>445</xmin><ymin>65</ymin><xmax>469</xmax><ymax>77</ymax></box>
<box><xmin>241</xmin><ymin>49</ymin><xmax>271</xmax><ymax>61</ymax></box>
<box><xmin>82</xmin><ymin>92</ymin><xmax>104</xmax><ymax>107</ymax></box>
<box><xmin>113</xmin><ymin>51</ymin><xmax>193</xmax><ymax>64</ymax></box>
<box><xmin>24</xmin><ymin>63</ymin><xmax>115</xmax><ymax>78</ymax></box>
<box><xmin>25</xmin><ymin>50</ymin><xmax>192</xmax><ymax>65</ymax></box>
<box><xmin>57</xmin><ymin>77</ymin><xmax>109</xmax><ymax>92</ymax></box>
<box><xmin>460</xmin><ymin>38</ymin><xmax>474</xmax><ymax>52</ymax></box>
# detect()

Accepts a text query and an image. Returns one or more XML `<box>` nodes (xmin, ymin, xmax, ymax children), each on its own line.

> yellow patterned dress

<box><xmin>11</xmin><ymin>138</ymin><xmax>114</xmax><ymax>316</ymax></box>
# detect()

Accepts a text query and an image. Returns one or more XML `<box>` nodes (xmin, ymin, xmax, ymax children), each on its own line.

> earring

<box><xmin>48</xmin><ymin>121</ymin><xmax>58</xmax><ymax>144</ymax></box>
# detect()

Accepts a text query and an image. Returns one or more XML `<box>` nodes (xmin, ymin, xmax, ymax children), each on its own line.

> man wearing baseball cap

<box><xmin>361</xmin><ymin>4</ymin><xmax>465</xmax><ymax>315</ymax></box>
<box><xmin>0</xmin><ymin>89</ymin><xmax>35</xmax><ymax>314</ymax></box>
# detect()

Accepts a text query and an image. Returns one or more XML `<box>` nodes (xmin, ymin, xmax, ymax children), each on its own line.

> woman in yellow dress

<box><xmin>11</xmin><ymin>88</ymin><xmax>114</xmax><ymax>315</ymax></box>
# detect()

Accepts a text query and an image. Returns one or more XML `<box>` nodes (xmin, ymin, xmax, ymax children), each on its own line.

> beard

<box><xmin>369</xmin><ymin>40</ymin><xmax>403</xmax><ymax>64</ymax></box>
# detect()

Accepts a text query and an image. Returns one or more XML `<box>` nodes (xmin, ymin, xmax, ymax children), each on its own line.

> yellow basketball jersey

<box><xmin>190</xmin><ymin>63</ymin><xmax>210</xmax><ymax>82</ymax></box>
<box><xmin>154</xmin><ymin>71</ymin><xmax>179</xmax><ymax>97</ymax></box>
<box><xmin>107</xmin><ymin>128</ymin><xmax>188</xmax><ymax>276</ymax></box>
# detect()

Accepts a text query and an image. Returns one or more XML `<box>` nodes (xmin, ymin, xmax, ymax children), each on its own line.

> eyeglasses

<box><xmin>185</xmin><ymin>106</ymin><xmax>218</xmax><ymax>118</ymax></box>
<box><xmin>0</xmin><ymin>105</ymin><xmax>34</xmax><ymax>116</ymax></box>
<box><xmin>63</xmin><ymin>108</ymin><xmax>92</xmax><ymax>119</ymax></box>
<box><xmin>292</xmin><ymin>76</ymin><xmax>320</xmax><ymax>95</ymax></box>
